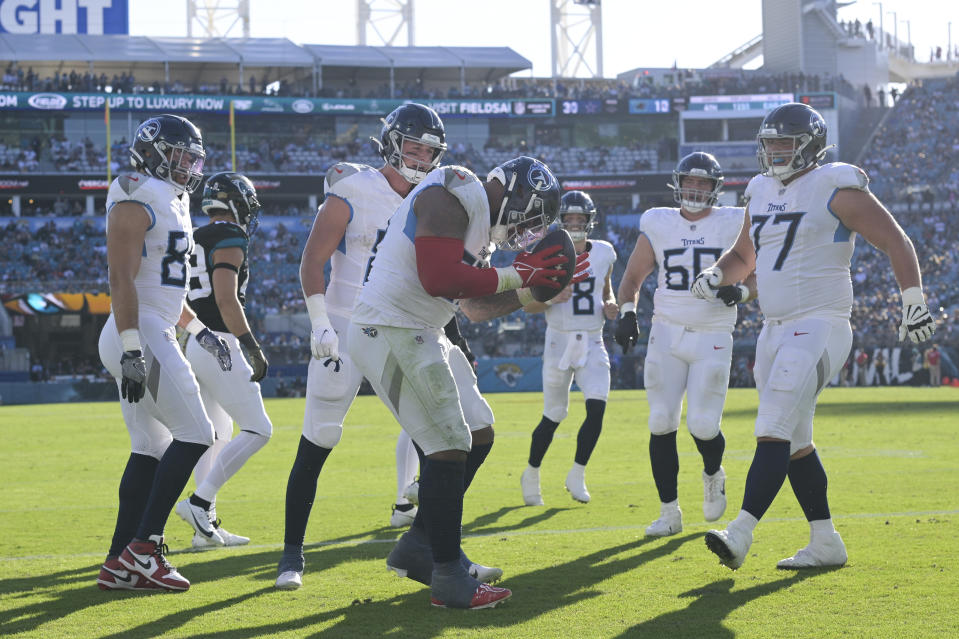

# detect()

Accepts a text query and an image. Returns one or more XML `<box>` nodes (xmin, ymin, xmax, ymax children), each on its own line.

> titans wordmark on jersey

<box><xmin>544</xmin><ymin>240</ymin><xmax>617</xmax><ymax>332</ymax></box>
<box><xmin>640</xmin><ymin>205</ymin><xmax>744</xmax><ymax>332</ymax></box>
<box><xmin>187</xmin><ymin>221</ymin><xmax>249</xmax><ymax>333</ymax></box>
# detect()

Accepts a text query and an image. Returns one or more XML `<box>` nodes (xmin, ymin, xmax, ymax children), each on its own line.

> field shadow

<box><xmin>464</xmin><ymin>504</ymin><xmax>572</xmax><ymax>535</ymax></box>
<box><xmin>720</xmin><ymin>400</ymin><xmax>958</xmax><ymax>420</ymax></box>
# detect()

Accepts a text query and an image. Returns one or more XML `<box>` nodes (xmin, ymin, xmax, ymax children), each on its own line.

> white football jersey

<box><xmin>353</xmin><ymin>165</ymin><xmax>494</xmax><ymax>329</ymax></box>
<box><xmin>323</xmin><ymin>162</ymin><xmax>405</xmax><ymax>318</ymax></box>
<box><xmin>106</xmin><ymin>173</ymin><xmax>194</xmax><ymax>325</ymax></box>
<box><xmin>745</xmin><ymin>162</ymin><xmax>868</xmax><ymax>321</ymax></box>
<box><xmin>641</xmin><ymin>205</ymin><xmax>744</xmax><ymax>331</ymax></box>
<box><xmin>545</xmin><ymin>239</ymin><xmax>617</xmax><ymax>332</ymax></box>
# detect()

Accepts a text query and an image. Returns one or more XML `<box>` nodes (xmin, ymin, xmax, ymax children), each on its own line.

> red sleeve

<box><xmin>414</xmin><ymin>236</ymin><xmax>500</xmax><ymax>299</ymax></box>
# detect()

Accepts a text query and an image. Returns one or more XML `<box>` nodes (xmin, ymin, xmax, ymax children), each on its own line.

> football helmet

<box><xmin>669</xmin><ymin>152</ymin><xmax>723</xmax><ymax>213</ymax></box>
<box><xmin>371</xmin><ymin>103</ymin><xmax>447</xmax><ymax>184</ymax></box>
<box><xmin>201</xmin><ymin>172</ymin><xmax>262</xmax><ymax>235</ymax></box>
<box><xmin>487</xmin><ymin>156</ymin><xmax>561</xmax><ymax>251</ymax></box>
<box><xmin>558</xmin><ymin>190</ymin><xmax>597</xmax><ymax>242</ymax></box>
<box><xmin>757</xmin><ymin>102</ymin><xmax>829</xmax><ymax>181</ymax></box>
<box><xmin>130</xmin><ymin>114</ymin><xmax>205</xmax><ymax>193</ymax></box>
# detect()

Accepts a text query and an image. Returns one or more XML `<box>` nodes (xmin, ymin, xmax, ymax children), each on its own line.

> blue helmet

<box><xmin>669</xmin><ymin>152</ymin><xmax>724</xmax><ymax>213</ymax></box>
<box><xmin>202</xmin><ymin>172</ymin><xmax>262</xmax><ymax>235</ymax></box>
<box><xmin>372</xmin><ymin>103</ymin><xmax>447</xmax><ymax>184</ymax></box>
<box><xmin>487</xmin><ymin>156</ymin><xmax>561</xmax><ymax>251</ymax></box>
<box><xmin>757</xmin><ymin>102</ymin><xmax>829</xmax><ymax>181</ymax></box>
<box><xmin>130</xmin><ymin>114</ymin><xmax>205</xmax><ymax>194</ymax></box>
<box><xmin>558</xmin><ymin>190</ymin><xmax>598</xmax><ymax>241</ymax></box>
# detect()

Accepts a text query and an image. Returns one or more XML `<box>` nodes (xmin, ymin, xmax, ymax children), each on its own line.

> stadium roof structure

<box><xmin>0</xmin><ymin>35</ymin><xmax>531</xmax><ymax>95</ymax></box>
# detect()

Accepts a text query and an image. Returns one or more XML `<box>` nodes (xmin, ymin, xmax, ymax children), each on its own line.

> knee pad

<box><xmin>307</xmin><ymin>423</ymin><xmax>344</xmax><ymax>449</ymax></box>
<box><xmin>648</xmin><ymin>409</ymin><xmax>678</xmax><ymax>436</ymax></box>
<box><xmin>686</xmin><ymin>413</ymin><xmax>721</xmax><ymax>440</ymax></box>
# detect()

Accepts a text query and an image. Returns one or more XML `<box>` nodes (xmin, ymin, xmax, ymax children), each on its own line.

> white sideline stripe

<box><xmin>3</xmin><ymin>508</ymin><xmax>956</xmax><ymax>563</ymax></box>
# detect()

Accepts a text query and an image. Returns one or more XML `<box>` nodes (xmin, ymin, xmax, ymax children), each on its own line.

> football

<box><xmin>529</xmin><ymin>228</ymin><xmax>577</xmax><ymax>302</ymax></box>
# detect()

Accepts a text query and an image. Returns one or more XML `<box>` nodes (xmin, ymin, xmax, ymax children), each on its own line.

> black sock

<box><xmin>189</xmin><ymin>493</ymin><xmax>212</xmax><ymax>511</ymax></box>
<box><xmin>787</xmin><ymin>450</ymin><xmax>831</xmax><ymax>521</ymax></box>
<box><xmin>418</xmin><ymin>458</ymin><xmax>466</xmax><ymax>564</ymax></box>
<box><xmin>283</xmin><ymin>436</ymin><xmax>332</xmax><ymax>547</ymax></box>
<box><xmin>693</xmin><ymin>431</ymin><xmax>726</xmax><ymax>476</ymax></box>
<box><xmin>108</xmin><ymin>453</ymin><xmax>159</xmax><ymax>557</ymax></box>
<box><xmin>464</xmin><ymin>441</ymin><xmax>493</xmax><ymax>492</ymax></box>
<box><xmin>529</xmin><ymin>416</ymin><xmax>560</xmax><ymax>467</ymax></box>
<box><xmin>136</xmin><ymin>440</ymin><xmax>209</xmax><ymax>540</ymax></box>
<box><xmin>741</xmin><ymin>441</ymin><xmax>791</xmax><ymax>521</ymax></box>
<box><xmin>649</xmin><ymin>432</ymin><xmax>679</xmax><ymax>503</ymax></box>
<box><xmin>574</xmin><ymin>399</ymin><xmax>606</xmax><ymax>465</ymax></box>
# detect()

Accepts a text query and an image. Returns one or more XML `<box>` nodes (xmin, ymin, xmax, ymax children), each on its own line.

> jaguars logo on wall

<box><xmin>494</xmin><ymin>362</ymin><xmax>524</xmax><ymax>388</ymax></box>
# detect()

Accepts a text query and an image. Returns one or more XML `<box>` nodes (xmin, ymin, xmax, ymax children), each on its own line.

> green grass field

<box><xmin>1</xmin><ymin>387</ymin><xmax>957</xmax><ymax>638</ymax></box>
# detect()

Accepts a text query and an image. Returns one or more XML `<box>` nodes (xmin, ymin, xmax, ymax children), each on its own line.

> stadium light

<box><xmin>872</xmin><ymin>2</ymin><xmax>883</xmax><ymax>50</ymax></box>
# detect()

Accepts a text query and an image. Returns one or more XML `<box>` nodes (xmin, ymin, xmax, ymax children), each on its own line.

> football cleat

<box><xmin>645</xmin><ymin>504</ymin><xmax>683</xmax><ymax>538</ymax></box>
<box><xmin>703</xmin><ymin>467</ymin><xmax>727</xmax><ymax>522</ymax></box>
<box><xmin>390</xmin><ymin>503</ymin><xmax>417</xmax><ymax>528</ymax></box>
<box><xmin>431</xmin><ymin>583</ymin><xmax>512</xmax><ymax>609</ymax></box>
<box><xmin>565</xmin><ymin>465</ymin><xmax>590</xmax><ymax>504</ymax></box>
<box><xmin>118</xmin><ymin>535</ymin><xmax>190</xmax><ymax>591</ymax></box>
<box><xmin>402</xmin><ymin>480</ymin><xmax>420</xmax><ymax>506</ymax></box>
<box><xmin>467</xmin><ymin>561</ymin><xmax>504</xmax><ymax>584</ymax></box>
<box><xmin>777</xmin><ymin>530</ymin><xmax>847</xmax><ymax>569</ymax></box>
<box><xmin>387</xmin><ymin>529</ymin><xmax>434</xmax><ymax>585</ymax></box>
<box><xmin>191</xmin><ymin>528</ymin><xmax>249</xmax><ymax>550</ymax></box>
<box><xmin>705</xmin><ymin>525</ymin><xmax>753</xmax><ymax>571</ymax></box>
<box><xmin>97</xmin><ymin>557</ymin><xmax>163</xmax><ymax>591</ymax></box>
<box><xmin>521</xmin><ymin>466</ymin><xmax>545</xmax><ymax>506</ymax></box>
<box><xmin>275</xmin><ymin>570</ymin><xmax>303</xmax><ymax>590</ymax></box>
<box><xmin>175</xmin><ymin>498</ymin><xmax>224</xmax><ymax>546</ymax></box>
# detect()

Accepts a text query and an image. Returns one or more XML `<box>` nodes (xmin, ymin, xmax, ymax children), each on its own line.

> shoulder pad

<box><xmin>744</xmin><ymin>174</ymin><xmax>766</xmax><ymax>202</ymax></box>
<box><xmin>211</xmin><ymin>221</ymin><xmax>249</xmax><ymax>242</ymax></box>
<box><xmin>442</xmin><ymin>165</ymin><xmax>479</xmax><ymax>189</ymax></box>
<box><xmin>117</xmin><ymin>173</ymin><xmax>146</xmax><ymax>196</ymax></box>
<box><xmin>824</xmin><ymin>162</ymin><xmax>870</xmax><ymax>191</ymax></box>
<box><xmin>325</xmin><ymin>162</ymin><xmax>369</xmax><ymax>188</ymax></box>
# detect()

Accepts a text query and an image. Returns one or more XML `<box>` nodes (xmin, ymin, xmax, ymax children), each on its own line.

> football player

<box><xmin>276</xmin><ymin>104</ymin><xmax>455</xmax><ymax>590</ymax></box>
<box><xmin>519</xmin><ymin>190</ymin><xmax>618</xmax><ymax>506</ymax></box>
<box><xmin>96</xmin><ymin>114</ymin><xmax>231</xmax><ymax>592</ymax></box>
<box><xmin>347</xmin><ymin>156</ymin><xmax>586</xmax><ymax>609</ymax></box>
<box><xmin>695</xmin><ymin>102</ymin><xmax>934</xmax><ymax>570</ymax></box>
<box><xmin>174</xmin><ymin>171</ymin><xmax>271</xmax><ymax>549</ymax></box>
<box><xmin>616</xmin><ymin>152</ymin><xmax>753</xmax><ymax>538</ymax></box>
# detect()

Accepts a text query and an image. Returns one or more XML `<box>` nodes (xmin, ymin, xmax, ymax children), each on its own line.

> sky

<box><xmin>129</xmin><ymin>0</ymin><xmax>958</xmax><ymax>78</ymax></box>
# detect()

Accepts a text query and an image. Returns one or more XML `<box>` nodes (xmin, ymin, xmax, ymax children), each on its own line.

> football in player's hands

<box><xmin>526</xmin><ymin>228</ymin><xmax>577</xmax><ymax>302</ymax></box>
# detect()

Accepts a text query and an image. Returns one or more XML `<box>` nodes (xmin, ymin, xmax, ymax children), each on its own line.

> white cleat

<box><xmin>468</xmin><ymin>562</ymin><xmax>504</xmax><ymax>584</ymax></box>
<box><xmin>645</xmin><ymin>504</ymin><xmax>683</xmax><ymax>537</ymax></box>
<box><xmin>777</xmin><ymin>530</ymin><xmax>847</xmax><ymax>569</ymax></box>
<box><xmin>214</xmin><ymin>526</ymin><xmax>249</xmax><ymax>546</ymax></box>
<box><xmin>275</xmin><ymin>570</ymin><xmax>303</xmax><ymax>590</ymax></box>
<box><xmin>565</xmin><ymin>465</ymin><xmax>590</xmax><ymax>504</ymax></box>
<box><xmin>703</xmin><ymin>467</ymin><xmax>727</xmax><ymax>522</ymax></box>
<box><xmin>175</xmin><ymin>498</ymin><xmax>224</xmax><ymax>546</ymax></box>
<box><xmin>521</xmin><ymin>466</ymin><xmax>544</xmax><ymax>506</ymax></box>
<box><xmin>390</xmin><ymin>503</ymin><xmax>417</xmax><ymax>528</ymax></box>
<box><xmin>705</xmin><ymin>525</ymin><xmax>752</xmax><ymax>570</ymax></box>
<box><xmin>402</xmin><ymin>481</ymin><xmax>420</xmax><ymax>506</ymax></box>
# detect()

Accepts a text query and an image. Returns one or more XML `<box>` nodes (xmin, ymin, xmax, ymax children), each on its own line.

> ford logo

<box><xmin>291</xmin><ymin>99</ymin><xmax>314</xmax><ymax>114</ymax></box>
<box><xmin>28</xmin><ymin>93</ymin><xmax>68</xmax><ymax>110</ymax></box>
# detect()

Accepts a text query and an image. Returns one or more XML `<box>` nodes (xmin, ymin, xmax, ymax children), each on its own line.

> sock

<box><xmin>108</xmin><ymin>453</ymin><xmax>159</xmax><ymax>557</ymax></box>
<box><xmin>463</xmin><ymin>441</ymin><xmax>493</xmax><ymax>492</ymax></box>
<box><xmin>529</xmin><ymin>416</ymin><xmax>560</xmax><ymax>467</ymax></box>
<box><xmin>418</xmin><ymin>458</ymin><xmax>466</xmax><ymax>564</ymax></box>
<box><xmin>195</xmin><ymin>431</ymin><xmax>269</xmax><ymax>503</ymax></box>
<box><xmin>574</xmin><ymin>399</ymin><xmax>606</xmax><ymax>465</ymax></box>
<box><xmin>283</xmin><ymin>436</ymin><xmax>332</xmax><ymax>547</ymax></box>
<box><xmin>189</xmin><ymin>493</ymin><xmax>212</xmax><ymax>511</ymax></box>
<box><xmin>649</xmin><ymin>432</ymin><xmax>679</xmax><ymax>504</ymax></box>
<box><xmin>135</xmin><ymin>440</ymin><xmax>209</xmax><ymax>540</ymax></box>
<box><xmin>787</xmin><ymin>449</ymin><xmax>832</xmax><ymax>522</ymax></box>
<box><xmin>741</xmin><ymin>440</ymin><xmax>791</xmax><ymax>521</ymax></box>
<box><xmin>395</xmin><ymin>430</ymin><xmax>420</xmax><ymax>503</ymax></box>
<box><xmin>693</xmin><ymin>431</ymin><xmax>726</xmax><ymax>476</ymax></box>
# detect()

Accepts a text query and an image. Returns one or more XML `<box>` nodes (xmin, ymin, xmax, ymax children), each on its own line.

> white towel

<box><xmin>557</xmin><ymin>332</ymin><xmax>589</xmax><ymax>370</ymax></box>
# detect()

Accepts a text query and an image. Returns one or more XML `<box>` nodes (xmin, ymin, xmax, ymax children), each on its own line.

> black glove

<box><xmin>716</xmin><ymin>284</ymin><xmax>749</xmax><ymax>307</ymax></box>
<box><xmin>120</xmin><ymin>350</ymin><xmax>146</xmax><ymax>403</ymax></box>
<box><xmin>196</xmin><ymin>327</ymin><xmax>232</xmax><ymax>371</ymax></box>
<box><xmin>444</xmin><ymin>316</ymin><xmax>476</xmax><ymax>368</ymax></box>
<box><xmin>239</xmin><ymin>332</ymin><xmax>269</xmax><ymax>382</ymax></box>
<box><xmin>615</xmin><ymin>311</ymin><xmax>639</xmax><ymax>354</ymax></box>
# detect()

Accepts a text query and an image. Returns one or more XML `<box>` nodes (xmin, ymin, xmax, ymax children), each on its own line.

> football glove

<box><xmin>615</xmin><ymin>311</ymin><xmax>640</xmax><ymax>354</ymax></box>
<box><xmin>196</xmin><ymin>328</ymin><xmax>232</xmax><ymax>371</ymax></box>
<box><xmin>443</xmin><ymin>317</ymin><xmax>476</xmax><ymax>368</ymax></box>
<box><xmin>572</xmin><ymin>252</ymin><xmax>592</xmax><ymax>284</ymax></box>
<box><xmin>716</xmin><ymin>284</ymin><xmax>749</xmax><ymax>307</ymax></box>
<box><xmin>898</xmin><ymin>287</ymin><xmax>935</xmax><ymax>343</ymax></box>
<box><xmin>120</xmin><ymin>350</ymin><xmax>146</xmax><ymax>403</ymax></box>
<box><xmin>238</xmin><ymin>332</ymin><xmax>269</xmax><ymax>382</ymax></box>
<box><xmin>690</xmin><ymin>265</ymin><xmax>723</xmax><ymax>300</ymax></box>
<box><xmin>509</xmin><ymin>245</ymin><xmax>568</xmax><ymax>290</ymax></box>
<box><xmin>306</xmin><ymin>293</ymin><xmax>339</xmax><ymax>361</ymax></box>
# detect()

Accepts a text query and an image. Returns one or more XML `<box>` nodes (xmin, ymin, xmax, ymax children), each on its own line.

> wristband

<box><xmin>545</xmin><ymin>297</ymin><xmax>556</xmax><ymax>306</ymax></box>
<box><xmin>516</xmin><ymin>287</ymin><xmax>535</xmax><ymax>306</ymax></box>
<box><xmin>620</xmin><ymin>302</ymin><xmax>636</xmax><ymax>317</ymax></box>
<box><xmin>184</xmin><ymin>317</ymin><xmax>205</xmax><ymax>336</ymax></box>
<box><xmin>120</xmin><ymin>328</ymin><xmax>142</xmax><ymax>352</ymax></box>
<box><xmin>901</xmin><ymin>286</ymin><xmax>924</xmax><ymax>306</ymax></box>
<box><xmin>495</xmin><ymin>266</ymin><xmax>523</xmax><ymax>293</ymax></box>
<box><xmin>737</xmin><ymin>284</ymin><xmax>750</xmax><ymax>302</ymax></box>
<box><xmin>305</xmin><ymin>293</ymin><xmax>331</xmax><ymax>329</ymax></box>
<box><xmin>238</xmin><ymin>332</ymin><xmax>259</xmax><ymax>351</ymax></box>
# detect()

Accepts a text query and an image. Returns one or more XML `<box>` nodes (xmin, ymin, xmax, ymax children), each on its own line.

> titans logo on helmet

<box><xmin>137</xmin><ymin>119</ymin><xmax>161</xmax><ymax>142</ymax></box>
<box><xmin>528</xmin><ymin>165</ymin><xmax>553</xmax><ymax>192</ymax></box>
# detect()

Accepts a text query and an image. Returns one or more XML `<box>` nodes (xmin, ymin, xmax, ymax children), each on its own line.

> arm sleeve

<box><xmin>415</xmin><ymin>236</ymin><xmax>500</xmax><ymax>299</ymax></box>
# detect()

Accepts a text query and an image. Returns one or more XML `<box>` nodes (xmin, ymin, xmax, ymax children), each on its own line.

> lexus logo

<box><xmin>527</xmin><ymin>165</ymin><xmax>552</xmax><ymax>191</ymax></box>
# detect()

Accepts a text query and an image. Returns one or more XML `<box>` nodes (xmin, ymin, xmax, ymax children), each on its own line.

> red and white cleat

<box><xmin>119</xmin><ymin>535</ymin><xmax>190</xmax><ymax>591</ymax></box>
<box><xmin>96</xmin><ymin>557</ymin><xmax>163</xmax><ymax>591</ymax></box>
<box><xmin>431</xmin><ymin>583</ymin><xmax>512</xmax><ymax>609</ymax></box>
